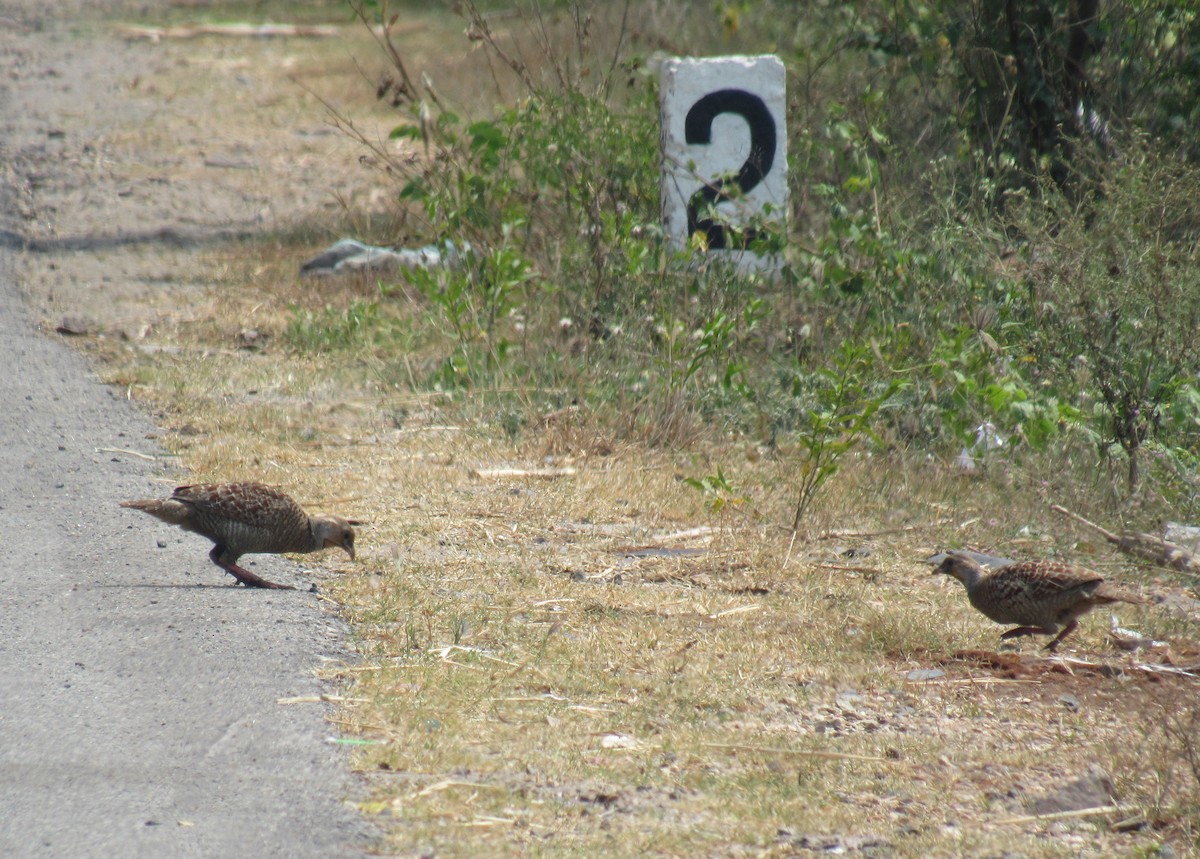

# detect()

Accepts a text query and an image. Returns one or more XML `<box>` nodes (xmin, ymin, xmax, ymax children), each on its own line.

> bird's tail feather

<box><xmin>120</xmin><ymin>498</ymin><xmax>190</xmax><ymax>526</ymax></box>
<box><xmin>1095</xmin><ymin>585</ymin><xmax>1149</xmax><ymax>606</ymax></box>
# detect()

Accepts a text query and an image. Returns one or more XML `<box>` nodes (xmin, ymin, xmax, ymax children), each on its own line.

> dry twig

<box><xmin>1051</xmin><ymin>503</ymin><xmax>1200</xmax><ymax>577</ymax></box>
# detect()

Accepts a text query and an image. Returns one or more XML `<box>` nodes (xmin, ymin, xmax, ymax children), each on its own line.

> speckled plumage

<box><xmin>121</xmin><ymin>482</ymin><xmax>356</xmax><ymax>589</ymax></box>
<box><xmin>933</xmin><ymin>552</ymin><xmax>1147</xmax><ymax>651</ymax></box>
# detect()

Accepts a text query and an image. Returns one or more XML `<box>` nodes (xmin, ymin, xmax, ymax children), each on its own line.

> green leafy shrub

<box><xmin>1005</xmin><ymin>148</ymin><xmax>1200</xmax><ymax>491</ymax></box>
<box><xmin>285</xmin><ymin>299</ymin><xmax>382</xmax><ymax>354</ymax></box>
<box><xmin>327</xmin><ymin>0</ymin><xmax>1200</xmax><ymax>515</ymax></box>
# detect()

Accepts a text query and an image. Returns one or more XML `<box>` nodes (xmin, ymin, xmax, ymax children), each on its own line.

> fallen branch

<box><xmin>701</xmin><ymin>742</ymin><xmax>887</xmax><ymax>762</ymax></box>
<box><xmin>1050</xmin><ymin>503</ymin><xmax>1200</xmax><ymax>577</ymax></box>
<box><xmin>813</xmin><ymin>520</ymin><xmax>952</xmax><ymax>540</ymax></box>
<box><xmin>1051</xmin><ymin>655</ymin><xmax>1200</xmax><ymax>680</ymax></box>
<box><xmin>414</xmin><ymin>780</ymin><xmax>505</xmax><ymax>798</ymax></box>
<box><xmin>810</xmin><ymin>563</ymin><xmax>882</xmax><ymax>575</ymax></box>
<box><xmin>469</xmin><ymin>466</ymin><xmax>576</xmax><ymax>479</ymax></box>
<box><xmin>96</xmin><ymin>446</ymin><xmax>157</xmax><ymax>461</ymax></box>
<box><xmin>277</xmin><ymin>694</ymin><xmax>368</xmax><ymax>705</ymax></box>
<box><xmin>117</xmin><ymin>23</ymin><xmax>340</xmax><ymax>41</ymax></box>
<box><xmin>995</xmin><ymin>804</ymin><xmax>1136</xmax><ymax>826</ymax></box>
<box><xmin>651</xmin><ymin>526</ymin><xmax>717</xmax><ymax>542</ymax></box>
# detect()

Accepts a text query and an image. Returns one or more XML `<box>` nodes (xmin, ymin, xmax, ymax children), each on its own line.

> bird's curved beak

<box><xmin>325</xmin><ymin>538</ymin><xmax>355</xmax><ymax>561</ymax></box>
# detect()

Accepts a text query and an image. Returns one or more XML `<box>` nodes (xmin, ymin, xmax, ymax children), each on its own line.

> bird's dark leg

<box><xmin>209</xmin><ymin>545</ymin><xmax>294</xmax><ymax>590</ymax></box>
<box><xmin>1043</xmin><ymin>619</ymin><xmax>1079</xmax><ymax>652</ymax></box>
<box><xmin>1000</xmin><ymin>625</ymin><xmax>1057</xmax><ymax>641</ymax></box>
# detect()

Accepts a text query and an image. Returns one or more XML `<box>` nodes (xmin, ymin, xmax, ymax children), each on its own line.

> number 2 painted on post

<box><xmin>684</xmin><ymin>89</ymin><xmax>777</xmax><ymax>250</ymax></box>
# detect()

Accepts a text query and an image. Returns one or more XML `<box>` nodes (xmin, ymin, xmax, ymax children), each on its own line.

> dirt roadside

<box><xmin>0</xmin><ymin>2</ymin><xmax>375</xmax><ymax>855</ymax></box>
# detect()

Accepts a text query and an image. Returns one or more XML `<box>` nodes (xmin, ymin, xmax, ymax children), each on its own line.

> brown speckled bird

<box><xmin>933</xmin><ymin>552</ymin><xmax>1147</xmax><ymax>651</ymax></box>
<box><xmin>121</xmin><ymin>482</ymin><xmax>356</xmax><ymax>590</ymax></box>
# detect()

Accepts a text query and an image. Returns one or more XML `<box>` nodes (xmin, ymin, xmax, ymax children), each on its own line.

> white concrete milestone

<box><xmin>660</xmin><ymin>55</ymin><xmax>787</xmax><ymax>270</ymax></box>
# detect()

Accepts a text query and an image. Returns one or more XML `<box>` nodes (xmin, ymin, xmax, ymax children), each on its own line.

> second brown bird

<box><xmin>933</xmin><ymin>552</ymin><xmax>1147</xmax><ymax>651</ymax></box>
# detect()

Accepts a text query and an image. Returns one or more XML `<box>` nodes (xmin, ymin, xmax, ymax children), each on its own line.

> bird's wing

<box><xmin>999</xmin><ymin>561</ymin><xmax>1103</xmax><ymax>599</ymax></box>
<box><xmin>171</xmin><ymin>483</ymin><xmax>301</xmax><ymax>529</ymax></box>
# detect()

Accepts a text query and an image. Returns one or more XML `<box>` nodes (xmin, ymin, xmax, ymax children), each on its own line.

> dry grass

<box><xmin>39</xmin><ymin>3</ymin><xmax>1200</xmax><ymax>857</ymax></box>
<box><xmin>95</xmin><ymin>295</ymin><xmax>1200</xmax><ymax>856</ymax></box>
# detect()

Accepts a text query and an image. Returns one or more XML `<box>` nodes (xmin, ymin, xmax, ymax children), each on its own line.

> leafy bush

<box><xmin>325</xmin><ymin>0</ymin><xmax>1200</xmax><ymax>514</ymax></box>
<box><xmin>781</xmin><ymin>341</ymin><xmax>904</xmax><ymax>530</ymax></box>
<box><xmin>1004</xmin><ymin>148</ymin><xmax>1200</xmax><ymax>490</ymax></box>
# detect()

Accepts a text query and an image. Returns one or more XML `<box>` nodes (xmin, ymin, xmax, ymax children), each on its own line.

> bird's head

<box><xmin>931</xmin><ymin>552</ymin><xmax>985</xmax><ymax>588</ymax></box>
<box><xmin>313</xmin><ymin>516</ymin><xmax>357</xmax><ymax>561</ymax></box>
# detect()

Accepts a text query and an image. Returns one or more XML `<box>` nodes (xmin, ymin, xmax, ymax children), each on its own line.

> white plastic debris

<box><xmin>1163</xmin><ymin>521</ymin><xmax>1200</xmax><ymax>551</ymax></box>
<box><xmin>300</xmin><ymin>238</ymin><xmax>469</xmax><ymax>276</ymax></box>
<box><xmin>1107</xmin><ymin>615</ymin><xmax>1166</xmax><ymax>652</ymax></box>
<box><xmin>599</xmin><ymin>733</ymin><xmax>638</xmax><ymax>750</ymax></box>
<box><xmin>958</xmin><ymin>421</ymin><xmax>1006</xmax><ymax>472</ymax></box>
<box><xmin>974</xmin><ymin>422</ymin><xmax>1005</xmax><ymax>450</ymax></box>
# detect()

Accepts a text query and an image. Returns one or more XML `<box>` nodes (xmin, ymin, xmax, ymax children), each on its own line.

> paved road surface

<box><xmin>0</xmin><ymin>5</ymin><xmax>372</xmax><ymax>858</ymax></box>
